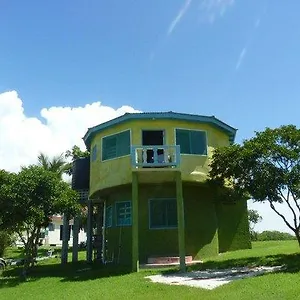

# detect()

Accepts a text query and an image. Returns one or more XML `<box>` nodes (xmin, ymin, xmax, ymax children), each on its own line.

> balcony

<box><xmin>131</xmin><ymin>145</ymin><xmax>180</xmax><ymax>168</ymax></box>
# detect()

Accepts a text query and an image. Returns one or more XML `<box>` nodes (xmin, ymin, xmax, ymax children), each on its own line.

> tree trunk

<box><xmin>295</xmin><ymin>231</ymin><xmax>300</xmax><ymax>247</ymax></box>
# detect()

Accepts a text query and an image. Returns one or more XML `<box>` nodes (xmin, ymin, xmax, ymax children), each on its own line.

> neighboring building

<box><xmin>78</xmin><ymin>112</ymin><xmax>251</xmax><ymax>271</ymax></box>
<box><xmin>44</xmin><ymin>215</ymin><xmax>87</xmax><ymax>246</ymax></box>
<box><xmin>15</xmin><ymin>215</ymin><xmax>87</xmax><ymax>247</ymax></box>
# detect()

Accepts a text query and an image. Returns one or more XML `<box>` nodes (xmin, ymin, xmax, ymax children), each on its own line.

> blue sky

<box><xmin>1</xmin><ymin>0</ymin><xmax>300</xmax><ymax>233</ymax></box>
<box><xmin>2</xmin><ymin>0</ymin><xmax>300</xmax><ymax>141</ymax></box>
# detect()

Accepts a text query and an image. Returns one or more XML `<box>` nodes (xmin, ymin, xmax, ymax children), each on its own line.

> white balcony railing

<box><xmin>131</xmin><ymin>145</ymin><xmax>180</xmax><ymax>168</ymax></box>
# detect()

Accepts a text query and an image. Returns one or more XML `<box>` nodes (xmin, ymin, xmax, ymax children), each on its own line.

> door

<box><xmin>142</xmin><ymin>130</ymin><xmax>164</xmax><ymax>163</ymax></box>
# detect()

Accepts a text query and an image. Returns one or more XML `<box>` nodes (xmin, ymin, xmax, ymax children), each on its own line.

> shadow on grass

<box><xmin>0</xmin><ymin>259</ymin><xmax>131</xmax><ymax>288</ymax></box>
<box><xmin>185</xmin><ymin>252</ymin><xmax>300</xmax><ymax>273</ymax></box>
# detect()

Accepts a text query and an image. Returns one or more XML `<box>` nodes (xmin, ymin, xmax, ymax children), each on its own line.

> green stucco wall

<box><xmin>216</xmin><ymin>200</ymin><xmax>251</xmax><ymax>252</ymax></box>
<box><xmin>102</xmin><ymin>183</ymin><xmax>250</xmax><ymax>265</ymax></box>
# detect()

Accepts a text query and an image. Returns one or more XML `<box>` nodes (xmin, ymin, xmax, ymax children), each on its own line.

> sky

<box><xmin>0</xmin><ymin>0</ymin><xmax>300</xmax><ymax>234</ymax></box>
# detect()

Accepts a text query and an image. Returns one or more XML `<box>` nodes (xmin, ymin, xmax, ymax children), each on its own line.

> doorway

<box><xmin>142</xmin><ymin>130</ymin><xmax>165</xmax><ymax>164</ymax></box>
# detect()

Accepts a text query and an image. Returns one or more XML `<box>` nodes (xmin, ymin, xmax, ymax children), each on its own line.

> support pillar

<box><xmin>176</xmin><ymin>171</ymin><xmax>186</xmax><ymax>272</ymax></box>
<box><xmin>95</xmin><ymin>203</ymin><xmax>103</xmax><ymax>261</ymax></box>
<box><xmin>132</xmin><ymin>172</ymin><xmax>139</xmax><ymax>272</ymax></box>
<box><xmin>72</xmin><ymin>215</ymin><xmax>80</xmax><ymax>263</ymax></box>
<box><xmin>61</xmin><ymin>214</ymin><xmax>69</xmax><ymax>264</ymax></box>
<box><xmin>86</xmin><ymin>199</ymin><xmax>93</xmax><ymax>263</ymax></box>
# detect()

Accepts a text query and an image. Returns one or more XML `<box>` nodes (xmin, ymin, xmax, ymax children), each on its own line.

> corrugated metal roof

<box><xmin>83</xmin><ymin>111</ymin><xmax>237</xmax><ymax>149</ymax></box>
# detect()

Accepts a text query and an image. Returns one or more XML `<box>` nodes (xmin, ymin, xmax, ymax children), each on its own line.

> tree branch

<box><xmin>268</xmin><ymin>200</ymin><xmax>296</xmax><ymax>233</ymax></box>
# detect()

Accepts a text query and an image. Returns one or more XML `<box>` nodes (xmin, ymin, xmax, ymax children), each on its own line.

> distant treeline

<box><xmin>251</xmin><ymin>230</ymin><xmax>296</xmax><ymax>241</ymax></box>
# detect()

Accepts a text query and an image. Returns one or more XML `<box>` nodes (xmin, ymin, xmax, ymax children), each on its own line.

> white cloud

<box><xmin>167</xmin><ymin>0</ymin><xmax>193</xmax><ymax>36</ymax></box>
<box><xmin>0</xmin><ymin>90</ymin><xmax>140</xmax><ymax>172</ymax></box>
<box><xmin>198</xmin><ymin>0</ymin><xmax>234</xmax><ymax>23</ymax></box>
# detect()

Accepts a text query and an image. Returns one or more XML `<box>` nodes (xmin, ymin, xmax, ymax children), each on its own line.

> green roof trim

<box><xmin>83</xmin><ymin>111</ymin><xmax>237</xmax><ymax>149</ymax></box>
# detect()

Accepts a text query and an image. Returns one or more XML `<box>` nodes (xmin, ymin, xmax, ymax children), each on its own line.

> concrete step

<box><xmin>147</xmin><ymin>256</ymin><xmax>193</xmax><ymax>265</ymax></box>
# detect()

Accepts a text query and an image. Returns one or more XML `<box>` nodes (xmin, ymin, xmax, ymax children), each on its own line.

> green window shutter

<box><xmin>190</xmin><ymin>131</ymin><xmax>207</xmax><ymax>155</ymax></box>
<box><xmin>116</xmin><ymin>130</ymin><xmax>130</xmax><ymax>157</ymax></box>
<box><xmin>102</xmin><ymin>135</ymin><xmax>117</xmax><ymax>160</ymax></box>
<box><xmin>176</xmin><ymin>129</ymin><xmax>191</xmax><ymax>154</ymax></box>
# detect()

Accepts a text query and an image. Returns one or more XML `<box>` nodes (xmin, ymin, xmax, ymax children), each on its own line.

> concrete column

<box><xmin>132</xmin><ymin>172</ymin><xmax>139</xmax><ymax>272</ymax></box>
<box><xmin>72</xmin><ymin>215</ymin><xmax>80</xmax><ymax>263</ymax></box>
<box><xmin>176</xmin><ymin>171</ymin><xmax>186</xmax><ymax>272</ymax></box>
<box><xmin>61</xmin><ymin>214</ymin><xmax>69</xmax><ymax>264</ymax></box>
<box><xmin>95</xmin><ymin>203</ymin><xmax>103</xmax><ymax>261</ymax></box>
<box><xmin>86</xmin><ymin>199</ymin><xmax>93</xmax><ymax>263</ymax></box>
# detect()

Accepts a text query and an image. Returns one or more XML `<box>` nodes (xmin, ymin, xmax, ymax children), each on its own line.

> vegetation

<box><xmin>248</xmin><ymin>209</ymin><xmax>262</xmax><ymax>240</ymax></box>
<box><xmin>256</xmin><ymin>230</ymin><xmax>296</xmax><ymax>241</ymax></box>
<box><xmin>0</xmin><ymin>231</ymin><xmax>14</xmax><ymax>257</ymax></box>
<box><xmin>0</xmin><ymin>165</ymin><xmax>80</xmax><ymax>270</ymax></box>
<box><xmin>1</xmin><ymin>241</ymin><xmax>300</xmax><ymax>299</ymax></box>
<box><xmin>210</xmin><ymin>125</ymin><xmax>300</xmax><ymax>245</ymax></box>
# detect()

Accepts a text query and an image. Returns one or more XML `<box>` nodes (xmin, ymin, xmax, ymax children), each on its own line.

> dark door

<box><xmin>142</xmin><ymin>130</ymin><xmax>164</xmax><ymax>163</ymax></box>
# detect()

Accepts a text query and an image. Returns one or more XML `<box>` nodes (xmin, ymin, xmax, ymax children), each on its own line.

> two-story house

<box><xmin>70</xmin><ymin>112</ymin><xmax>250</xmax><ymax>271</ymax></box>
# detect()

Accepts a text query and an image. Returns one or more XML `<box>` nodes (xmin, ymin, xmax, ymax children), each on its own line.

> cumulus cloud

<box><xmin>0</xmin><ymin>91</ymin><xmax>140</xmax><ymax>172</ymax></box>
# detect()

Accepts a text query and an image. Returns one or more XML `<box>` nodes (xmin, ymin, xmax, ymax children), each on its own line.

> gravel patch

<box><xmin>146</xmin><ymin>266</ymin><xmax>284</xmax><ymax>290</ymax></box>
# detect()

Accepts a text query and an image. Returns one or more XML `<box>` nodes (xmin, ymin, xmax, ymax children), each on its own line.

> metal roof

<box><xmin>83</xmin><ymin>111</ymin><xmax>237</xmax><ymax>149</ymax></box>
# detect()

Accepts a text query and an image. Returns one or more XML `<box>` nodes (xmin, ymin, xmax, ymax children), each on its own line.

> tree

<box><xmin>248</xmin><ymin>209</ymin><xmax>262</xmax><ymax>230</ymax></box>
<box><xmin>37</xmin><ymin>152</ymin><xmax>67</xmax><ymax>177</ymax></box>
<box><xmin>248</xmin><ymin>209</ymin><xmax>262</xmax><ymax>240</ymax></box>
<box><xmin>0</xmin><ymin>166</ymin><xmax>80</xmax><ymax>269</ymax></box>
<box><xmin>209</xmin><ymin>125</ymin><xmax>300</xmax><ymax>245</ymax></box>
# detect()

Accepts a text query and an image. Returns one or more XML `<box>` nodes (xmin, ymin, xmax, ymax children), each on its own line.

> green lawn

<box><xmin>1</xmin><ymin>241</ymin><xmax>300</xmax><ymax>300</ymax></box>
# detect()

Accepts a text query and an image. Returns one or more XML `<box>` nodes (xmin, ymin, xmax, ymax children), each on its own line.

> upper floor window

<box><xmin>175</xmin><ymin>129</ymin><xmax>207</xmax><ymax>155</ymax></box>
<box><xmin>102</xmin><ymin>130</ymin><xmax>131</xmax><ymax>161</ymax></box>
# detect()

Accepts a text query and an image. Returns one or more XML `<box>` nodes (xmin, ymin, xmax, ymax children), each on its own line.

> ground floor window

<box><xmin>149</xmin><ymin>198</ymin><xmax>177</xmax><ymax>229</ymax></box>
<box><xmin>116</xmin><ymin>201</ymin><xmax>132</xmax><ymax>226</ymax></box>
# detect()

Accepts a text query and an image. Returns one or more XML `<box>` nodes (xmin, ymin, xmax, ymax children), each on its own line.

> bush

<box><xmin>0</xmin><ymin>231</ymin><xmax>13</xmax><ymax>257</ymax></box>
<box><xmin>257</xmin><ymin>230</ymin><xmax>296</xmax><ymax>241</ymax></box>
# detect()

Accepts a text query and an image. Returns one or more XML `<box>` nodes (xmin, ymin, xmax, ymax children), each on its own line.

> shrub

<box><xmin>257</xmin><ymin>230</ymin><xmax>296</xmax><ymax>241</ymax></box>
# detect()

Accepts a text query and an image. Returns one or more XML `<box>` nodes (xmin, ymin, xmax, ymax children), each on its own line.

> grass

<box><xmin>1</xmin><ymin>241</ymin><xmax>300</xmax><ymax>300</ymax></box>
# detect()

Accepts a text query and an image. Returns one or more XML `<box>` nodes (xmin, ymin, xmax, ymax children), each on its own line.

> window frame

<box><xmin>174</xmin><ymin>128</ymin><xmax>208</xmax><ymax>156</ymax></box>
<box><xmin>105</xmin><ymin>205</ymin><xmax>113</xmax><ymax>228</ymax></box>
<box><xmin>148</xmin><ymin>198</ymin><xmax>178</xmax><ymax>230</ymax></box>
<box><xmin>91</xmin><ymin>144</ymin><xmax>97</xmax><ymax>161</ymax></box>
<box><xmin>101</xmin><ymin>129</ymin><xmax>132</xmax><ymax>162</ymax></box>
<box><xmin>115</xmin><ymin>201</ymin><xmax>132</xmax><ymax>227</ymax></box>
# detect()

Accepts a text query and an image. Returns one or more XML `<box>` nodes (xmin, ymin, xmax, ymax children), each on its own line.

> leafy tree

<box><xmin>248</xmin><ymin>209</ymin><xmax>262</xmax><ymax>241</ymax></box>
<box><xmin>0</xmin><ymin>166</ymin><xmax>80</xmax><ymax>269</ymax></box>
<box><xmin>210</xmin><ymin>125</ymin><xmax>300</xmax><ymax>245</ymax></box>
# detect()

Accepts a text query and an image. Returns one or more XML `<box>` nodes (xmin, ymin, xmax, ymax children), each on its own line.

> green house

<box><xmin>69</xmin><ymin>112</ymin><xmax>251</xmax><ymax>271</ymax></box>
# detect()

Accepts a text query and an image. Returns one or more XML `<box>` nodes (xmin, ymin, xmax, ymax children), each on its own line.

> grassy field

<box><xmin>1</xmin><ymin>241</ymin><xmax>300</xmax><ymax>300</ymax></box>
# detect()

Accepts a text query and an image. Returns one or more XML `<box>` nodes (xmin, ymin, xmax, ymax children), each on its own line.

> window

<box><xmin>105</xmin><ymin>206</ymin><xmax>113</xmax><ymax>228</ymax></box>
<box><xmin>48</xmin><ymin>223</ymin><xmax>55</xmax><ymax>231</ymax></box>
<box><xmin>91</xmin><ymin>144</ymin><xmax>97</xmax><ymax>161</ymax></box>
<box><xmin>116</xmin><ymin>201</ymin><xmax>131</xmax><ymax>226</ymax></box>
<box><xmin>102</xmin><ymin>130</ymin><xmax>131</xmax><ymax>161</ymax></box>
<box><xmin>176</xmin><ymin>129</ymin><xmax>207</xmax><ymax>155</ymax></box>
<box><xmin>149</xmin><ymin>199</ymin><xmax>177</xmax><ymax>229</ymax></box>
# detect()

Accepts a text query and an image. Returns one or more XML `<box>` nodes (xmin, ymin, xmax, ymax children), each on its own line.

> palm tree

<box><xmin>37</xmin><ymin>153</ymin><xmax>67</xmax><ymax>178</ymax></box>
